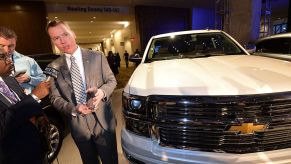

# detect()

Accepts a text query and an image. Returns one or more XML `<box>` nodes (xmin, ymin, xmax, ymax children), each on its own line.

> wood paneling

<box><xmin>0</xmin><ymin>1</ymin><xmax>52</xmax><ymax>55</ymax></box>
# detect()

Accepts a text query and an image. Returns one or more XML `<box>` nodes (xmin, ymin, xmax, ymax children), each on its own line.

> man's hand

<box><xmin>92</xmin><ymin>89</ymin><xmax>105</xmax><ymax>109</ymax></box>
<box><xmin>31</xmin><ymin>81</ymin><xmax>50</xmax><ymax>99</ymax></box>
<box><xmin>86</xmin><ymin>87</ymin><xmax>97</xmax><ymax>110</ymax></box>
<box><xmin>76</xmin><ymin>104</ymin><xmax>92</xmax><ymax>115</ymax></box>
<box><xmin>15</xmin><ymin>73</ymin><xmax>30</xmax><ymax>83</ymax></box>
<box><xmin>85</xmin><ymin>88</ymin><xmax>105</xmax><ymax>110</ymax></box>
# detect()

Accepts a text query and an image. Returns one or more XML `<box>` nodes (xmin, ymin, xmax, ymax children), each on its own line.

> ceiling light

<box><xmin>118</xmin><ymin>21</ymin><xmax>130</xmax><ymax>28</ymax></box>
<box><xmin>123</xmin><ymin>22</ymin><xmax>129</xmax><ymax>28</ymax></box>
<box><xmin>93</xmin><ymin>17</ymin><xmax>96</xmax><ymax>19</ymax></box>
<box><xmin>110</xmin><ymin>30</ymin><xmax>116</xmax><ymax>34</ymax></box>
<box><xmin>54</xmin><ymin>16</ymin><xmax>58</xmax><ymax>19</ymax></box>
<box><xmin>14</xmin><ymin>5</ymin><xmax>22</xmax><ymax>10</ymax></box>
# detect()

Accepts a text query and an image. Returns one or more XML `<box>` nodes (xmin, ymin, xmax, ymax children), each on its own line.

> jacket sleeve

<box><xmin>99</xmin><ymin>53</ymin><xmax>117</xmax><ymax>99</ymax></box>
<box><xmin>49</xmin><ymin>76</ymin><xmax>75</xmax><ymax>117</ymax></box>
<box><xmin>0</xmin><ymin>95</ymin><xmax>42</xmax><ymax>140</ymax></box>
<box><xmin>26</xmin><ymin>56</ymin><xmax>46</xmax><ymax>86</ymax></box>
<box><xmin>47</xmin><ymin>60</ymin><xmax>76</xmax><ymax>117</ymax></box>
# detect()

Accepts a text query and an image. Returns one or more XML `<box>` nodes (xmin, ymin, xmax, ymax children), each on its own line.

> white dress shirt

<box><xmin>64</xmin><ymin>46</ymin><xmax>87</xmax><ymax>90</ymax></box>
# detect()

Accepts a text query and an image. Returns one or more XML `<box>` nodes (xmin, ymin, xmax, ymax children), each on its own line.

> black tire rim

<box><xmin>47</xmin><ymin>123</ymin><xmax>60</xmax><ymax>160</ymax></box>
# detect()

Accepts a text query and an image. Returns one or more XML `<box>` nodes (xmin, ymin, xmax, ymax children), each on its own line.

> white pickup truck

<box><xmin>121</xmin><ymin>30</ymin><xmax>291</xmax><ymax>164</ymax></box>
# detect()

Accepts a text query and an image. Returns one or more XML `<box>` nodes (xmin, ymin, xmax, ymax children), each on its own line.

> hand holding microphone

<box><xmin>30</xmin><ymin>64</ymin><xmax>59</xmax><ymax>101</ymax></box>
<box><xmin>31</xmin><ymin>81</ymin><xmax>50</xmax><ymax>100</ymax></box>
<box><xmin>43</xmin><ymin>64</ymin><xmax>59</xmax><ymax>82</ymax></box>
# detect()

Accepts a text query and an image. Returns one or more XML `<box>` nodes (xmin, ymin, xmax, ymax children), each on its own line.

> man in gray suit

<box><xmin>46</xmin><ymin>20</ymin><xmax>118</xmax><ymax>164</ymax></box>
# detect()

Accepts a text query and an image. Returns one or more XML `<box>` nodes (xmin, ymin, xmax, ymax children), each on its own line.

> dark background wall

<box><xmin>192</xmin><ymin>8</ymin><xmax>216</xmax><ymax>30</ymax></box>
<box><xmin>0</xmin><ymin>1</ymin><xmax>52</xmax><ymax>55</ymax></box>
<box><xmin>135</xmin><ymin>6</ymin><xmax>191</xmax><ymax>50</ymax></box>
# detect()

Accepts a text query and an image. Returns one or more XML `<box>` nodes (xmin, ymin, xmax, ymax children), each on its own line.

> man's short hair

<box><xmin>0</xmin><ymin>26</ymin><xmax>17</xmax><ymax>40</ymax></box>
<box><xmin>46</xmin><ymin>19</ymin><xmax>71</xmax><ymax>33</ymax></box>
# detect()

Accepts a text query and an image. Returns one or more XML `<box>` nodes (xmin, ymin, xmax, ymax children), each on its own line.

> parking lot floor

<box><xmin>52</xmin><ymin>88</ymin><xmax>129</xmax><ymax>164</ymax></box>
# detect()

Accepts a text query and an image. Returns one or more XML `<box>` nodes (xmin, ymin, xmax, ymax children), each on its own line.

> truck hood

<box><xmin>124</xmin><ymin>55</ymin><xmax>291</xmax><ymax>96</ymax></box>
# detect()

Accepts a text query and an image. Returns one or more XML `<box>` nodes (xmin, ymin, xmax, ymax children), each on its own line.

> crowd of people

<box><xmin>0</xmin><ymin>19</ymin><xmax>143</xmax><ymax>163</ymax></box>
<box><xmin>0</xmin><ymin>26</ymin><xmax>50</xmax><ymax>164</ymax></box>
<box><xmin>0</xmin><ymin>21</ymin><xmax>138</xmax><ymax>164</ymax></box>
<box><xmin>106</xmin><ymin>49</ymin><xmax>142</xmax><ymax>75</ymax></box>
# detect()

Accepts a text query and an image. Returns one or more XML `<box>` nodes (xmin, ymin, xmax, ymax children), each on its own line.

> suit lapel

<box><xmin>81</xmin><ymin>49</ymin><xmax>90</xmax><ymax>84</ymax></box>
<box><xmin>56</xmin><ymin>55</ymin><xmax>77</xmax><ymax>104</ymax></box>
<box><xmin>81</xmin><ymin>49</ymin><xmax>99</xmax><ymax>87</ymax></box>
<box><xmin>57</xmin><ymin>50</ymin><xmax>92</xmax><ymax>104</ymax></box>
<box><xmin>0</xmin><ymin>93</ymin><xmax>11</xmax><ymax>107</ymax></box>
<box><xmin>1</xmin><ymin>76</ymin><xmax>24</xmax><ymax>107</ymax></box>
<box><xmin>4</xmin><ymin>77</ymin><xmax>24</xmax><ymax>98</ymax></box>
<box><xmin>59</xmin><ymin>56</ymin><xmax>72</xmax><ymax>88</ymax></box>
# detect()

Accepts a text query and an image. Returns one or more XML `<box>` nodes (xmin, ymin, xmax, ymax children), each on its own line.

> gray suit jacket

<box><xmin>48</xmin><ymin>49</ymin><xmax>117</xmax><ymax>131</ymax></box>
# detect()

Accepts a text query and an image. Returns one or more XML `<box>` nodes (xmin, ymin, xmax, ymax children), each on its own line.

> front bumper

<box><xmin>121</xmin><ymin>129</ymin><xmax>291</xmax><ymax>164</ymax></box>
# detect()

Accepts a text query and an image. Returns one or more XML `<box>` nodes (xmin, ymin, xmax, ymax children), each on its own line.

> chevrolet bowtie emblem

<box><xmin>228</xmin><ymin>123</ymin><xmax>266</xmax><ymax>134</ymax></box>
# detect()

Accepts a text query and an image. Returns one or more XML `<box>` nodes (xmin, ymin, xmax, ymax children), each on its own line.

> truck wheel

<box><xmin>47</xmin><ymin>117</ymin><xmax>64</xmax><ymax>162</ymax></box>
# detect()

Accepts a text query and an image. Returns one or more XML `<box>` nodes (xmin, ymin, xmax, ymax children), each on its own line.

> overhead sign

<box><xmin>47</xmin><ymin>4</ymin><xmax>129</xmax><ymax>14</ymax></box>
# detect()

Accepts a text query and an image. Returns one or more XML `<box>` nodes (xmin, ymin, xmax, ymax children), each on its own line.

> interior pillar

<box><xmin>226</xmin><ymin>0</ymin><xmax>262</xmax><ymax>46</ymax></box>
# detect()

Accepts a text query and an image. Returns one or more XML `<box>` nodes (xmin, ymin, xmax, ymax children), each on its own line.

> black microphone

<box><xmin>43</xmin><ymin>64</ymin><xmax>59</xmax><ymax>82</ymax></box>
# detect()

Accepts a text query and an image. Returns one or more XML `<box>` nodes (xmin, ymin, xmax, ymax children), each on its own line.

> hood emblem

<box><xmin>228</xmin><ymin>123</ymin><xmax>266</xmax><ymax>134</ymax></box>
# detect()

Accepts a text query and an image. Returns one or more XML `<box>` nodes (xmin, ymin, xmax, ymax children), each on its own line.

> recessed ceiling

<box><xmin>47</xmin><ymin>8</ymin><xmax>135</xmax><ymax>44</ymax></box>
<box><xmin>44</xmin><ymin>0</ymin><xmax>288</xmax><ymax>44</ymax></box>
<box><xmin>45</xmin><ymin>0</ymin><xmax>217</xmax><ymax>44</ymax></box>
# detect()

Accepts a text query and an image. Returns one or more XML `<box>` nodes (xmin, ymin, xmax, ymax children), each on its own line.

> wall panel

<box><xmin>0</xmin><ymin>1</ymin><xmax>52</xmax><ymax>55</ymax></box>
<box><xmin>135</xmin><ymin>6</ymin><xmax>191</xmax><ymax>50</ymax></box>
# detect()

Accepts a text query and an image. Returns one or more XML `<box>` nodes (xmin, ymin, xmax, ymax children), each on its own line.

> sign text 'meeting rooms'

<box><xmin>47</xmin><ymin>4</ymin><xmax>129</xmax><ymax>14</ymax></box>
<box><xmin>67</xmin><ymin>6</ymin><xmax>121</xmax><ymax>13</ymax></box>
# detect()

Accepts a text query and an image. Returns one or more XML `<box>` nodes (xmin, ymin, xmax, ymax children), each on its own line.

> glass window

<box><xmin>273</xmin><ymin>23</ymin><xmax>287</xmax><ymax>34</ymax></box>
<box><xmin>256</xmin><ymin>38</ymin><xmax>291</xmax><ymax>54</ymax></box>
<box><xmin>146</xmin><ymin>32</ymin><xmax>244</xmax><ymax>62</ymax></box>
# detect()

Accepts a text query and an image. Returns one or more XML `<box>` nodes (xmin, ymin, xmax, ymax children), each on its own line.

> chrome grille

<box><xmin>149</xmin><ymin>92</ymin><xmax>291</xmax><ymax>153</ymax></box>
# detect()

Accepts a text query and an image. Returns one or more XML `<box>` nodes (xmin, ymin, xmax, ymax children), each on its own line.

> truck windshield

<box><xmin>145</xmin><ymin>32</ymin><xmax>245</xmax><ymax>62</ymax></box>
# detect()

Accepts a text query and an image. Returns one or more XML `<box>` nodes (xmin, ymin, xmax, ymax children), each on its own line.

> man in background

<box><xmin>0</xmin><ymin>48</ymin><xmax>50</xmax><ymax>164</ymax></box>
<box><xmin>132</xmin><ymin>49</ymin><xmax>141</xmax><ymax>67</ymax></box>
<box><xmin>0</xmin><ymin>26</ymin><xmax>46</xmax><ymax>94</ymax></box>
<box><xmin>47</xmin><ymin>20</ymin><xmax>118</xmax><ymax>164</ymax></box>
<box><xmin>123</xmin><ymin>50</ymin><xmax>129</xmax><ymax>68</ymax></box>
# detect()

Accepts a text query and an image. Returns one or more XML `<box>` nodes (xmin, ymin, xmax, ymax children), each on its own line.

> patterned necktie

<box><xmin>70</xmin><ymin>56</ymin><xmax>87</xmax><ymax>104</ymax></box>
<box><xmin>0</xmin><ymin>80</ymin><xmax>18</xmax><ymax>104</ymax></box>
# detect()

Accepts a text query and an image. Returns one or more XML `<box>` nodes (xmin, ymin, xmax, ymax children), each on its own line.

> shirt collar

<box><xmin>65</xmin><ymin>46</ymin><xmax>82</xmax><ymax>60</ymax></box>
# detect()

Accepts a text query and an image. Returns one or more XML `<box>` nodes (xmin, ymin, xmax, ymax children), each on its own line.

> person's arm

<box><xmin>47</xmin><ymin>60</ymin><xmax>76</xmax><ymax>116</ymax></box>
<box><xmin>49</xmin><ymin>76</ymin><xmax>75</xmax><ymax>116</ymax></box>
<box><xmin>26</xmin><ymin>57</ymin><xmax>46</xmax><ymax>86</ymax></box>
<box><xmin>0</xmin><ymin>95</ymin><xmax>42</xmax><ymax>140</ymax></box>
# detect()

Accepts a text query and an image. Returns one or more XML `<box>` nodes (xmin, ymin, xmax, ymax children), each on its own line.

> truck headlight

<box><xmin>122</xmin><ymin>92</ymin><xmax>147</xmax><ymax>115</ymax></box>
<box><xmin>130</xmin><ymin>99</ymin><xmax>142</xmax><ymax>110</ymax></box>
<box><xmin>122</xmin><ymin>91</ymin><xmax>150</xmax><ymax>137</ymax></box>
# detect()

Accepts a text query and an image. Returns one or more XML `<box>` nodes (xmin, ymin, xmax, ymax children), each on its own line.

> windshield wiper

<box><xmin>145</xmin><ymin>56</ymin><xmax>178</xmax><ymax>63</ymax></box>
